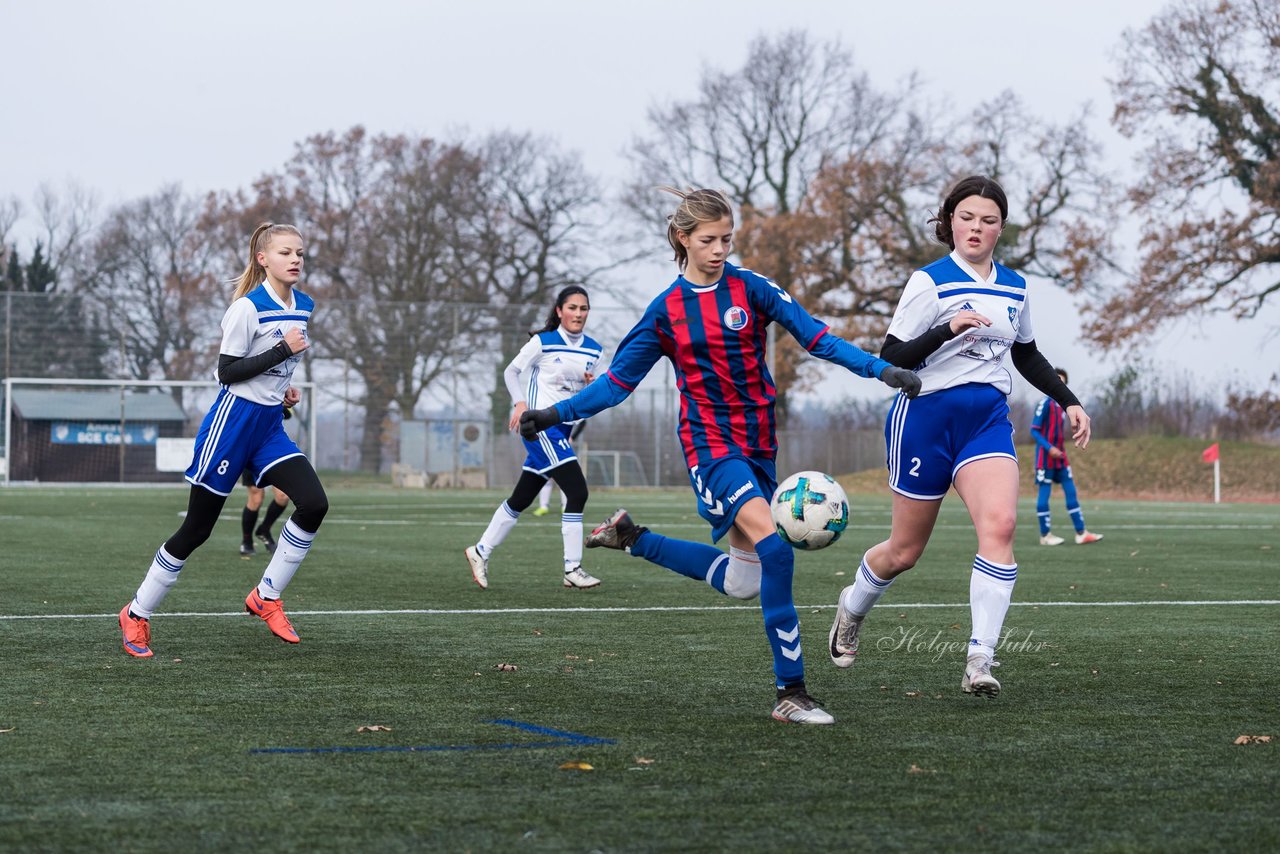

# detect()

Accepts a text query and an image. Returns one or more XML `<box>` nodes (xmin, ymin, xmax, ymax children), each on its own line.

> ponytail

<box><xmin>231</xmin><ymin>222</ymin><xmax>302</xmax><ymax>300</ymax></box>
<box><xmin>531</xmin><ymin>285</ymin><xmax>590</xmax><ymax>337</ymax></box>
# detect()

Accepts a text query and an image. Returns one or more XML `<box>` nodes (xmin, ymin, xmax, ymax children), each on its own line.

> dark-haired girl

<box><xmin>465</xmin><ymin>286</ymin><xmax>604</xmax><ymax>590</ymax></box>
<box><xmin>828</xmin><ymin>176</ymin><xmax>1093</xmax><ymax>699</ymax></box>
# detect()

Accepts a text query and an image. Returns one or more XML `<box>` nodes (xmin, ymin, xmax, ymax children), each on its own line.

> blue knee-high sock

<box><xmin>754</xmin><ymin>533</ymin><xmax>804</xmax><ymax>689</ymax></box>
<box><xmin>1036</xmin><ymin>482</ymin><xmax>1053</xmax><ymax>535</ymax></box>
<box><xmin>629</xmin><ymin>531</ymin><xmax>727</xmax><ymax>586</ymax></box>
<box><xmin>1062</xmin><ymin>478</ymin><xmax>1085</xmax><ymax>533</ymax></box>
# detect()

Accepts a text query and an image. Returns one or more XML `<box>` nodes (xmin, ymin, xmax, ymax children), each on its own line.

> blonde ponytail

<box><xmin>231</xmin><ymin>222</ymin><xmax>302</xmax><ymax>300</ymax></box>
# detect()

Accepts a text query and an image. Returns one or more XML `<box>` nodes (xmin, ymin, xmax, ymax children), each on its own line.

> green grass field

<box><xmin>1</xmin><ymin>485</ymin><xmax>1276</xmax><ymax>852</ymax></box>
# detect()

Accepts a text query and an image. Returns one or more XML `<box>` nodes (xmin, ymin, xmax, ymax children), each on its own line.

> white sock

<box><xmin>561</xmin><ymin>512</ymin><xmax>583</xmax><ymax>569</ymax></box>
<box><xmin>969</xmin><ymin>554</ymin><xmax>1017</xmax><ymax>660</ymax></box>
<box><xmin>477</xmin><ymin>501</ymin><xmax>520</xmax><ymax>557</ymax></box>
<box><xmin>256</xmin><ymin>519</ymin><xmax>315</xmax><ymax>599</ymax></box>
<box><xmin>538</xmin><ymin>481</ymin><xmax>553</xmax><ymax>511</ymax></box>
<box><xmin>840</xmin><ymin>556</ymin><xmax>894</xmax><ymax>616</ymax></box>
<box><xmin>131</xmin><ymin>545</ymin><xmax>185</xmax><ymax>618</ymax></box>
<box><xmin>722</xmin><ymin>546</ymin><xmax>761</xmax><ymax>599</ymax></box>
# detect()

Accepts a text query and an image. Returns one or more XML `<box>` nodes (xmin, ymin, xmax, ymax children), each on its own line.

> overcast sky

<box><xmin>4</xmin><ymin>0</ymin><xmax>1276</xmax><ymax>401</ymax></box>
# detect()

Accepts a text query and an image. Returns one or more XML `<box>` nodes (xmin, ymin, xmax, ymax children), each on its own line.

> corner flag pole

<box><xmin>1213</xmin><ymin>458</ymin><xmax>1220</xmax><ymax>505</ymax></box>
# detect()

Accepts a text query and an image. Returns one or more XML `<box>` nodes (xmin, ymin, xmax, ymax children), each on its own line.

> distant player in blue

<box><xmin>828</xmin><ymin>176</ymin><xmax>1094</xmax><ymax>699</ymax></box>
<box><xmin>521</xmin><ymin>187</ymin><xmax>921</xmax><ymax>725</ymax></box>
<box><xmin>119</xmin><ymin>222</ymin><xmax>329</xmax><ymax>657</ymax></box>
<box><xmin>465</xmin><ymin>286</ymin><xmax>605</xmax><ymax>590</ymax></box>
<box><xmin>1032</xmin><ymin>367</ymin><xmax>1103</xmax><ymax>546</ymax></box>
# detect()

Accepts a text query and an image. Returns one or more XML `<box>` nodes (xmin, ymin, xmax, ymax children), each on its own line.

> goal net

<box><xmin>2</xmin><ymin>378</ymin><xmax>316</xmax><ymax>485</ymax></box>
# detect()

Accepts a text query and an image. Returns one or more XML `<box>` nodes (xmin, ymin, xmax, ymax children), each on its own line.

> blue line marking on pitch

<box><xmin>249</xmin><ymin>719</ymin><xmax>616</xmax><ymax>755</ymax></box>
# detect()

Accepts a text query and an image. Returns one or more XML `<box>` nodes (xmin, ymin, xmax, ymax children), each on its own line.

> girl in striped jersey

<box><xmin>465</xmin><ymin>286</ymin><xmax>605</xmax><ymax>590</ymax></box>
<box><xmin>827</xmin><ymin>176</ymin><xmax>1093</xmax><ymax>698</ymax></box>
<box><xmin>118</xmin><ymin>223</ymin><xmax>329</xmax><ymax>657</ymax></box>
<box><xmin>521</xmin><ymin>188</ymin><xmax>922</xmax><ymax>724</ymax></box>
<box><xmin>1031</xmin><ymin>367</ymin><xmax>1103</xmax><ymax>546</ymax></box>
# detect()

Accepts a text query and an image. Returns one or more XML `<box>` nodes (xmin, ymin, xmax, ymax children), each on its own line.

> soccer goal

<box><xmin>584</xmin><ymin>450</ymin><xmax>648</xmax><ymax>488</ymax></box>
<box><xmin>2</xmin><ymin>377</ymin><xmax>316</xmax><ymax>485</ymax></box>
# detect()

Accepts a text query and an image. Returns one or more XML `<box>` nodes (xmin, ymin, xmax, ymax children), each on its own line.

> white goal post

<box><xmin>2</xmin><ymin>377</ymin><xmax>316</xmax><ymax>485</ymax></box>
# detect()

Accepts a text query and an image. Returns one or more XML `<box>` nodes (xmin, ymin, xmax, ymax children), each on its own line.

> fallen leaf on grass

<box><xmin>0</xmin><ymin>727</ymin><xmax>15</xmax><ymax>734</ymax></box>
<box><xmin>907</xmin><ymin>764</ymin><xmax>936</xmax><ymax>774</ymax></box>
<box><xmin>564</xmin><ymin>655</ymin><xmax>579</xmax><ymax>660</ymax></box>
<box><xmin>532</xmin><ymin>629</ymin><xmax>543</xmax><ymax>636</ymax></box>
<box><xmin>1233</xmin><ymin>735</ymin><xmax>1272</xmax><ymax>745</ymax></box>
<box><xmin>494</xmin><ymin>663</ymin><xmax>518</xmax><ymax>671</ymax></box>
<box><xmin>904</xmin><ymin>691</ymin><xmax>921</xmax><ymax>698</ymax></box>
<box><xmin>559</xmin><ymin>761</ymin><xmax>593</xmax><ymax>771</ymax></box>
<box><xmin>633</xmin><ymin>757</ymin><xmax>655</xmax><ymax>765</ymax></box>
<box><xmin>356</xmin><ymin>725</ymin><xmax>392</xmax><ymax>733</ymax></box>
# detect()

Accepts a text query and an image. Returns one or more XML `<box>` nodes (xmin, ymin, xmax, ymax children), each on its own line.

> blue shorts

<box><xmin>884</xmin><ymin>383</ymin><xmax>1016</xmax><ymax>500</ymax></box>
<box><xmin>1035</xmin><ymin>465</ymin><xmax>1073</xmax><ymax>486</ymax></box>
<box><xmin>522</xmin><ymin>423</ymin><xmax>577</xmax><ymax>475</ymax></box>
<box><xmin>688</xmin><ymin>455</ymin><xmax>777</xmax><ymax>542</ymax></box>
<box><xmin>186</xmin><ymin>389</ymin><xmax>304</xmax><ymax>496</ymax></box>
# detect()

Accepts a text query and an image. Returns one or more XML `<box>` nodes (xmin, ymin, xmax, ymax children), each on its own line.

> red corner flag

<box><xmin>1202</xmin><ymin>443</ymin><xmax>1220</xmax><ymax>463</ymax></box>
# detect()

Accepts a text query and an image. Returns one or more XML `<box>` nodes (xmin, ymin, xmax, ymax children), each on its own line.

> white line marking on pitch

<box><xmin>4</xmin><ymin>600</ymin><xmax>1277</xmax><ymax>621</ymax></box>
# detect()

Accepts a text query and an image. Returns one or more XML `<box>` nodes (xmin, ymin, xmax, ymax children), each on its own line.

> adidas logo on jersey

<box><xmin>271</xmin><ymin>328</ymin><xmax>285</xmax><ymax>338</ymax></box>
<box><xmin>959</xmin><ymin>302</ymin><xmax>975</xmax><ymax>311</ymax></box>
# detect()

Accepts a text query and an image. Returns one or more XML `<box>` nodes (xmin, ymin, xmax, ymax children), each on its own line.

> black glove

<box><xmin>880</xmin><ymin>365</ymin><xmax>922</xmax><ymax>399</ymax></box>
<box><xmin>519</xmin><ymin>406</ymin><xmax>562</xmax><ymax>440</ymax></box>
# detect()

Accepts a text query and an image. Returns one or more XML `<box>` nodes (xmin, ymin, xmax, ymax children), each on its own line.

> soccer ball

<box><xmin>770</xmin><ymin>471</ymin><xmax>849</xmax><ymax>550</ymax></box>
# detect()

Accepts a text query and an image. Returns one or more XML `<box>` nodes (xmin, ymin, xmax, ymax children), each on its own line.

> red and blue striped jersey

<box><xmin>556</xmin><ymin>263</ymin><xmax>889</xmax><ymax>469</ymax></box>
<box><xmin>1031</xmin><ymin>395</ymin><xmax>1068</xmax><ymax>469</ymax></box>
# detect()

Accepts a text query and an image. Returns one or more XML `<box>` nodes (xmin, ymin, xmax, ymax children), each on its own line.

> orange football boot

<box><xmin>119</xmin><ymin>604</ymin><xmax>153</xmax><ymax>658</ymax></box>
<box><xmin>245</xmin><ymin>589</ymin><xmax>300</xmax><ymax>643</ymax></box>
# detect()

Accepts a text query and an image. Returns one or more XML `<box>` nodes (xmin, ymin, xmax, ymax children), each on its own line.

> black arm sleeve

<box><xmin>217</xmin><ymin>342</ymin><xmax>294</xmax><ymax>386</ymax></box>
<box><xmin>879</xmin><ymin>323</ymin><xmax>957</xmax><ymax>368</ymax></box>
<box><xmin>1010</xmin><ymin>340</ymin><xmax>1080</xmax><ymax>409</ymax></box>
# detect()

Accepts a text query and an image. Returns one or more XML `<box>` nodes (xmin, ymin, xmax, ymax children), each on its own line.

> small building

<box><xmin>7</xmin><ymin>388</ymin><xmax>189</xmax><ymax>483</ymax></box>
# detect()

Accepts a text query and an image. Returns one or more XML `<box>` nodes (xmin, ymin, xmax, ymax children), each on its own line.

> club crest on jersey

<box><xmin>1008</xmin><ymin>306</ymin><xmax>1018</xmax><ymax>325</ymax></box>
<box><xmin>723</xmin><ymin>305</ymin><xmax>750</xmax><ymax>330</ymax></box>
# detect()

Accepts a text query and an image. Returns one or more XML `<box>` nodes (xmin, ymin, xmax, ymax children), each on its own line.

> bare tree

<box><xmin>951</xmin><ymin>94</ymin><xmax>1120</xmax><ymax>293</ymax></box>
<box><xmin>0</xmin><ymin>195</ymin><xmax>19</xmax><ymax>260</ymax></box>
<box><xmin>31</xmin><ymin>182</ymin><xmax>98</xmax><ymax>284</ymax></box>
<box><xmin>473</xmin><ymin>131</ymin><xmax>612</xmax><ymax>431</ymax></box>
<box><xmin>1096</xmin><ymin>0</ymin><xmax>1280</xmax><ymax>345</ymax></box>
<box><xmin>79</xmin><ymin>184</ymin><xmax>223</xmax><ymax>380</ymax></box>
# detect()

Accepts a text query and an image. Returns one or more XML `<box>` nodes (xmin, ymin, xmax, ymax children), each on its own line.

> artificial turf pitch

<box><xmin>1</xmin><ymin>486</ymin><xmax>1276</xmax><ymax>851</ymax></box>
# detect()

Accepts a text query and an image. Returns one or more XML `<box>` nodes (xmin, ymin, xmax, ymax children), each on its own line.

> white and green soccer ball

<box><xmin>770</xmin><ymin>470</ymin><xmax>850</xmax><ymax>550</ymax></box>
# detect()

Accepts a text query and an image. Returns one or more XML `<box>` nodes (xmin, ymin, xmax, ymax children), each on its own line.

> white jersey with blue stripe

<box><xmin>218</xmin><ymin>283</ymin><xmax>314</xmax><ymax>406</ymax></box>
<box><xmin>885</xmin><ymin>251</ymin><xmax>1034</xmax><ymax>396</ymax></box>
<box><xmin>505</xmin><ymin>327</ymin><xmax>604</xmax><ymax>417</ymax></box>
